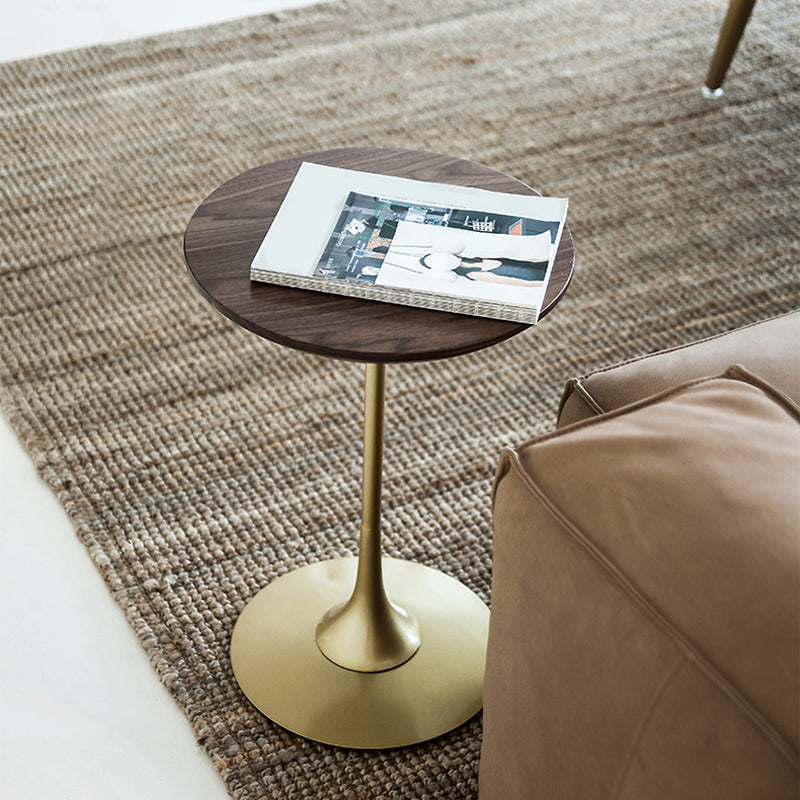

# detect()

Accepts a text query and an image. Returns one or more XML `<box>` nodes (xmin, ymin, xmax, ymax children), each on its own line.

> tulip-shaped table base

<box><xmin>229</xmin><ymin>364</ymin><xmax>490</xmax><ymax>749</ymax></box>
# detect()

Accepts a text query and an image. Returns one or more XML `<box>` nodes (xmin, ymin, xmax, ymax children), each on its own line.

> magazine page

<box><xmin>250</xmin><ymin>162</ymin><xmax>568</xmax><ymax>323</ymax></box>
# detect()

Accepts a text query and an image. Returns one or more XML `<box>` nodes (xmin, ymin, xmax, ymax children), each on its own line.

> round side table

<box><xmin>183</xmin><ymin>147</ymin><xmax>574</xmax><ymax>749</ymax></box>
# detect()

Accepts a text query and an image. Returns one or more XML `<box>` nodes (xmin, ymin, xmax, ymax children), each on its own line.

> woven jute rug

<box><xmin>1</xmin><ymin>0</ymin><xmax>798</xmax><ymax>797</ymax></box>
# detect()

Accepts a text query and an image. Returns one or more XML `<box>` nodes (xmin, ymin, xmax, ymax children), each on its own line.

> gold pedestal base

<box><xmin>230</xmin><ymin>557</ymin><xmax>490</xmax><ymax>749</ymax></box>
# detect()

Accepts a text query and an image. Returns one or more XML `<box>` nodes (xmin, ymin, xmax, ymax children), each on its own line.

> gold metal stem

<box><xmin>315</xmin><ymin>363</ymin><xmax>421</xmax><ymax>672</ymax></box>
<box><xmin>704</xmin><ymin>0</ymin><xmax>757</xmax><ymax>92</ymax></box>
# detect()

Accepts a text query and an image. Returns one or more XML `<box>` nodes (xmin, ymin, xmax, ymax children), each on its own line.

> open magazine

<box><xmin>249</xmin><ymin>162</ymin><xmax>568</xmax><ymax>323</ymax></box>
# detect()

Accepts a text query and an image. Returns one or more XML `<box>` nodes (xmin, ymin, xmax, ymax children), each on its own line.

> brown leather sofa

<box><xmin>480</xmin><ymin>310</ymin><xmax>799</xmax><ymax>799</ymax></box>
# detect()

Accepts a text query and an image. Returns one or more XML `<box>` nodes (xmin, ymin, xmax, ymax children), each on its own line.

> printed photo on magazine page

<box><xmin>249</xmin><ymin>162</ymin><xmax>568</xmax><ymax>323</ymax></box>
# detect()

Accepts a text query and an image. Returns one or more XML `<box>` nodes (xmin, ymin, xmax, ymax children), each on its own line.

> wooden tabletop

<box><xmin>183</xmin><ymin>147</ymin><xmax>574</xmax><ymax>363</ymax></box>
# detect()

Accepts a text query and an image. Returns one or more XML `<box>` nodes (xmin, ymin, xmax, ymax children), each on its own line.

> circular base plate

<box><xmin>230</xmin><ymin>557</ymin><xmax>490</xmax><ymax>749</ymax></box>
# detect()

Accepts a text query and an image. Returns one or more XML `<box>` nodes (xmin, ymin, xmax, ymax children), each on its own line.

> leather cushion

<box><xmin>481</xmin><ymin>367</ymin><xmax>800</xmax><ymax>799</ymax></box>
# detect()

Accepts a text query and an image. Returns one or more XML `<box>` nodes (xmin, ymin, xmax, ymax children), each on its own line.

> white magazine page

<box><xmin>251</xmin><ymin>162</ymin><xmax>568</xmax><ymax>281</ymax></box>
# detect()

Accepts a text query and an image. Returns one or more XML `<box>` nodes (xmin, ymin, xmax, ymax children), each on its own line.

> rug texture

<box><xmin>1</xmin><ymin>0</ymin><xmax>798</xmax><ymax>797</ymax></box>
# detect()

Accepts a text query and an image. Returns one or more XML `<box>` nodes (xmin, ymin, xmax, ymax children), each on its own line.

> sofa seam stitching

<box><xmin>517</xmin><ymin>374</ymin><xmax>723</xmax><ymax>448</ymax></box>
<box><xmin>726</xmin><ymin>364</ymin><xmax>800</xmax><ymax>418</ymax></box>
<box><xmin>502</xmin><ymin>451</ymin><xmax>799</xmax><ymax>771</ymax></box>
<box><xmin>570</xmin><ymin>378</ymin><xmax>606</xmax><ymax>415</ymax></box>
<box><xmin>518</xmin><ymin>367</ymin><xmax>798</xmax><ymax>450</ymax></box>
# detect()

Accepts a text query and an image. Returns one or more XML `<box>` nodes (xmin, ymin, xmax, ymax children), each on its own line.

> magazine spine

<box><xmin>249</xmin><ymin>267</ymin><xmax>538</xmax><ymax>324</ymax></box>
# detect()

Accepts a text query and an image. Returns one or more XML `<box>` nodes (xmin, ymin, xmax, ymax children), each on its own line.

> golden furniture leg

<box><xmin>703</xmin><ymin>0</ymin><xmax>757</xmax><ymax>98</ymax></box>
<box><xmin>315</xmin><ymin>363</ymin><xmax>422</xmax><ymax>671</ymax></box>
<box><xmin>229</xmin><ymin>363</ymin><xmax>490</xmax><ymax>748</ymax></box>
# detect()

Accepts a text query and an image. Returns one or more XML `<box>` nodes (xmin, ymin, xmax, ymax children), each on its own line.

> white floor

<box><xmin>0</xmin><ymin>0</ymin><xmax>319</xmax><ymax>61</ymax></box>
<box><xmin>0</xmin><ymin>4</ymin><xmax>317</xmax><ymax>799</ymax></box>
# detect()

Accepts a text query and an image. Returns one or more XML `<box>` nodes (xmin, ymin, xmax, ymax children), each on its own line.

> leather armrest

<box><xmin>557</xmin><ymin>310</ymin><xmax>800</xmax><ymax>428</ymax></box>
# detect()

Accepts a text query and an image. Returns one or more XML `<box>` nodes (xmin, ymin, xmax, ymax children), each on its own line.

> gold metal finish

<box><xmin>704</xmin><ymin>0</ymin><xmax>757</xmax><ymax>93</ymax></box>
<box><xmin>315</xmin><ymin>363</ymin><xmax>421</xmax><ymax>672</ymax></box>
<box><xmin>229</xmin><ymin>362</ymin><xmax>490</xmax><ymax>748</ymax></box>
<box><xmin>230</xmin><ymin>557</ymin><xmax>489</xmax><ymax>749</ymax></box>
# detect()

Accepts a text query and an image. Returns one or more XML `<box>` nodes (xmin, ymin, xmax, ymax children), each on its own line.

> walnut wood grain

<box><xmin>183</xmin><ymin>147</ymin><xmax>574</xmax><ymax>363</ymax></box>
